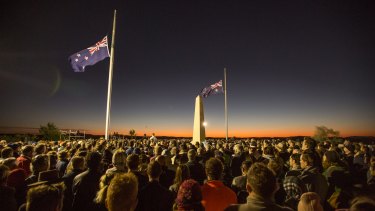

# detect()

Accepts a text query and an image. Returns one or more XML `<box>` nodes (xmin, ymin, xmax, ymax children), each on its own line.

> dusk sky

<box><xmin>1</xmin><ymin>0</ymin><xmax>374</xmax><ymax>137</ymax></box>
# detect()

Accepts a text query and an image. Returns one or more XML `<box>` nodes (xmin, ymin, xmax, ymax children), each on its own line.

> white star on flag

<box><xmin>85</xmin><ymin>56</ymin><xmax>88</xmax><ymax>60</ymax></box>
<box><xmin>77</xmin><ymin>54</ymin><xmax>81</xmax><ymax>57</ymax></box>
<box><xmin>75</xmin><ymin>58</ymin><xmax>78</xmax><ymax>62</ymax></box>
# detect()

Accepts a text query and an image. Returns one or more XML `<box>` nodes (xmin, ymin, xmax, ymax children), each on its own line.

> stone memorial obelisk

<box><xmin>192</xmin><ymin>95</ymin><xmax>205</xmax><ymax>145</ymax></box>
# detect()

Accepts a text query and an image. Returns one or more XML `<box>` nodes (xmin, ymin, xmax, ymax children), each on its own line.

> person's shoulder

<box><xmin>224</xmin><ymin>204</ymin><xmax>241</xmax><ymax>211</ymax></box>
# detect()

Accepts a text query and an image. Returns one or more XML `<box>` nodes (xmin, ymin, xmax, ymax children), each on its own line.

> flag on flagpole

<box><xmin>69</xmin><ymin>36</ymin><xmax>110</xmax><ymax>72</ymax></box>
<box><xmin>200</xmin><ymin>80</ymin><xmax>224</xmax><ymax>98</ymax></box>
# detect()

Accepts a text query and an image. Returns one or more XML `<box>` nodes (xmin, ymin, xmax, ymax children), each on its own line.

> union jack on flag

<box><xmin>200</xmin><ymin>80</ymin><xmax>224</xmax><ymax>98</ymax></box>
<box><xmin>69</xmin><ymin>36</ymin><xmax>110</xmax><ymax>72</ymax></box>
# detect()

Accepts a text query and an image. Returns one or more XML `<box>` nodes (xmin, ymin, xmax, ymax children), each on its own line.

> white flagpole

<box><xmin>105</xmin><ymin>10</ymin><xmax>117</xmax><ymax>140</ymax></box>
<box><xmin>224</xmin><ymin>67</ymin><xmax>228</xmax><ymax>141</ymax></box>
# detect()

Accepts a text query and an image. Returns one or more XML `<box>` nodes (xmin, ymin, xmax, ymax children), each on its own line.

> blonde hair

<box><xmin>106</xmin><ymin>173</ymin><xmax>138</xmax><ymax>211</ymax></box>
<box><xmin>112</xmin><ymin>149</ymin><xmax>126</xmax><ymax>168</ymax></box>
<box><xmin>298</xmin><ymin>192</ymin><xmax>323</xmax><ymax>211</ymax></box>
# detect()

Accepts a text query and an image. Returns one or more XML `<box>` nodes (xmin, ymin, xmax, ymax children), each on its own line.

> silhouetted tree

<box><xmin>313</xmin><ymin>126</ymin><xmax>340</xmax><ymax>142</ymax></box>
<box><xmin>39</xmin><ymin>122</ymin><xmax>60</xmax><ymax>141</ymax></box>
<box><xmin>129</xmin><ymin>129</ymin><xmax>136</xmax><ymax>138</ymax></box>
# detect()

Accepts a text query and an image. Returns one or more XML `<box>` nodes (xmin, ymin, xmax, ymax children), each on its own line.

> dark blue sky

<box><xmin>1</xmin><ymin>0</ymin><xmax>374</xmax><ymax>137</ymax></box>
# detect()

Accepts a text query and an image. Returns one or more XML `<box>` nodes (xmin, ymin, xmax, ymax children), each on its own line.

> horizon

<box><xmin>0</xmin><ymin>125</ymin><xmax>374</xmax><ymax>138</ymax></box>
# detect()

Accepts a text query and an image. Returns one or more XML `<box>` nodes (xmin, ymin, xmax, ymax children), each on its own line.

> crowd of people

<box><xmin>0</xmin><ymin>137</ymin><xmax>374</xmax><ymax>211</ymax></box>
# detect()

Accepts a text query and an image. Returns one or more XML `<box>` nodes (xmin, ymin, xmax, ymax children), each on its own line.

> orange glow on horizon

<box><xmin>87</xmin><ymin>128</ymin><xmax>375</xmax><ymax>138</ymax></box>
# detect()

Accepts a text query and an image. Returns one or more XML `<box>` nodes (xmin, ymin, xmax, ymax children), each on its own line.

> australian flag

<box><xmin>69</xmin><ymin>36</ymin><xmax>110</xmax><ymax>72</ymax></box>
<box><xmin>200</xmin><ymin>80</ymin><xmax>224</xmax><ymax>98</ymax></box>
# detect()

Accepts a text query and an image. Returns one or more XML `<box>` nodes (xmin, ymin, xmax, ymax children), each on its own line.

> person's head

<box><xmin>187</xmin><ymin>149</ymin><xmax>197</xmax><ymax>162</ymax></box>
<box><xmin>267</xmin><ymin>157</ymin><xmax>284</xmax><ymax>178</ymax></box>
<box><xmin>290</xmin><ymin>153</ymin><xmax>301</xmax><ymax>169</ymax></box>
<box><xmin>1</xmin><ymin>157</ymin><xmax>17</xmax><ymax>170</ymax></box>
<box><xmin>31</xmin><ymin>155</ymin><xmax>49</xmax><ymax>175</ymax></box>
<box><xmin>350</xmin><ymin>196</ymin><xmax>375</xmax><ymax>211</ymax></box>
<box><xmin>86</xmin><ymin>151</ymin><xmax>102</xmax><ymax>171</ymax></box>
<box><xmin>302</xmin><ymin>138</ymin><xmax>316</xmax><ymax>151</ymax></box>
<box><xmin>155</xmin><ymin>155</ymin><xmax>166</xmax><ymax>167</ymax></box>
<box><xmin>112</xmin><ymin>149</ymin><xmax>127</xmax><ymax>171</ymax></box>
<box><xmin>234</xmin><ymin>144</ymin><xmax>243</xmax><ymax>155</ymax></box>
<box><xmin>147</xmin><ymin>161</ymin><xmax>162</xmax><ymax>181</ymax></box>
<box><xmin>246</xmin><ymin>163</ymin><xmax>277</xmax><ymax>198</ymax></box>
<box><xmin>126</xmin><ymin>154</ymin><xmax>140</xmax><ymax>171</ymax></box>
<box><xmin>35</xmin><ymin>143</ymin><xmax>47</xmax><ymax>155</ymax></box>
<box><xmin>1</xmin><ymin>147</ymin><xmax>13</xmax><ymax>158</ymax></box>
<box><xmin>298</xmin><ymin>192</ymin><xmax>323</xmax><ymax>211</ymax></box>
<box><xmin>47</xmin><ymin>152</ymin><xmax>57</xmax><ymax>170</ymax></box>
<box><xmin>344</xmin><ymin>144</ymin><xmax>355</xmax><ymax>155</ymax></box>
<box><xmin>106</xmin><ymin>173</ymin><xmax>138</xmax><ymax>211</ymax></box>
<box><xmin>300</xmin><ymin>152</ymin><xmax>314</xmax><ymax>169</ymax></box>
<box><xmin>175</xmin><ymin>179</ymin><xmax>203</xmax><ymax>211</ymax></box>
<box><xmin>174</xmin><ymin>164</ymin><xmax>190</xmax><ymax>185</ymax></box>
<box><xmin>154</xmin><ymin>145</ymin><xmax>162</xmax><ymax>156</ymax></box>
<box><xmin>249</xmin><ymin>141</ymin><xmax>258</xmax><ymax>154</ymax></box>
<box><xmin>71</xmin><ymin>156</ymin><xmax>85</xmax><ymax>171</ymax></box>
<box><xmin>263</xmin><ymin>146</ymin><xmax>275</xmax><ymax>156</ymax></box>
<box><xmin>322</xmin><ymin>150</ymin><xmax>340</xmax><ymax>170</ymax></box>
<box><xmin>22</xmin><ymin>145</ymin><xmax>34</xmax><ymax>157</ymax></box>
<box><xmin>205</xmin><ymin>158</ymin><xmax>223</xmax><ymax>181</ymax></box>
<box><xmin>0</xmin><ymin>164</ymin><xmax>10</xmax><ymax>185</ymax></box>
<box><xmin>241</xmin><ymin>160</ymin><xmax>252</xmax><ymax>176</ymax></box>
<box><xmin>57</xmin><ymin>150</ymin><xmax>68</xmax><ymax>161</ymax></box>
<box><xmin>26</xmin><ymin>183</ymin><xmax>65</xmax><ymax>211</ymax></box>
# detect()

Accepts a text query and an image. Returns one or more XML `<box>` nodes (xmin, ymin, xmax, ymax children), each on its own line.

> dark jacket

<box><xmin>298</xmin><ymin>166</ymin><xmax>328</xmax><ymax>202</ymax></box>
<box><xmin>0</xmin><ymin>185</ymin><xmax>17</xmax><ymax>211</ymax></box>
<box><xmin>136</xmin><ymin>180</ymin><xmax>174</xmax><ymax>211</ymax></box>
<box><xmin>230</xmin><ymin>153</ymin><xmax>245</xmax><ymax>178</ymax></box>
<box><xmin>72</xmin><ymin>169</ymin><xmax>102</xmax><ymax>211</ymax></box>
<box><xmin>130</xmin><ymin>171</ymin><xmax>148</xmax><ymax>190</ymax></box>
<box><xmin>225</xmin><ymin>193</ymin><xmax>293</xmax><ymax>211</ymax></box>
<box><xmin>56</xmin><ymin>159</ymin><xmax>69</xmax><ymax>178</ymax></box>
<box><xmin>159</xmin><ymin>166</ymin><xmax>175</xmax><ymax>189</ymax></box>
<box><xmin>186</xmin><ymin>160</ymin><xmax>206</xmax><ymax>185</ymax></box>
<box><xmin>62</xmin><ymin>169</ymin><xmax>83</xmax><ymax>211</ymax></box>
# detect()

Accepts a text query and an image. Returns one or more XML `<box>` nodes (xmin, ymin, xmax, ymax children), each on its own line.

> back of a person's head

<box><xmin>31</xmin><ymin>155</ymin><xmax>49</xmax><ymax>174</ymax></box>
<box><xmin>57</xmin><ymin>150</ymin><xmax>68</xmax><ymax>160</ymax></box>
<box><xmin>187</xmin><ymin>149</ymin><xmax>197</xmax><ymax>161</ymax></box>
<box><xmin>71</xmin><ymin>156</ymin><xmax>85</xmax><ymax>171</ymax></box>
<box><xmin>26</xmin><ymin>183</ymin><xmax>65</xmax><ymax>211</ymax></box>
<box><xmin>1</xmin><ymin>147</ymin><xmax>13</xmax><ymax>158</ymax></box>
<box><xmin>241</xmin><ymin>160</ymin><xmax>252</xmax><ymax>173</ymax></box>
<box><xmin>263</xmin><ymin>146</ymin><xmax>275</xmax><ymax>156</ymax></box>
<box><xmin>86</xmin><ymin>151</ymin><xmax>102</xmax><ymax>170</ymax></box>
<box><xmin>35</xmin><ymin>144</ymin><xmax>46</xmax><ymax>155</ymax></box>
<box><xmin>22</xmin><ymin>145</ymin><xmax>34</xmax><ymax>156</ymax></box>
<box><xmin>205</xmin><ymin>157</ymin><xmax>223</xmax><ymax>181</ymax></box>
<box><xmin>349</xmin><ymin>197</ymin><xmax>375</xmax><ymax>211</ymax></box>
<box><xmin>303</xmin><ymin>138</ymin><xmax>316</xmax><ymax>150</ymax></box>
<box><xmin>174</xmin><ymin>164</ymin><xmax>190</xmax><ymax>185</ymax></box>
<box><xmin>106</xmin><ymin>173</ymin><xmax>138</xmax><ymax>211</ymax></box>
<box><xmin>247</xmin><ymin>163</ymin><xmax>276</xmax><ymax>198</ymax></box>
<box><xmin>298</xmin><ymin>192</ymin><xmax>323</xmax><ymax>211</ymax></box>
<box><xmin>301</xmin><ymin>151</ymin><xmax>315</xmax><ymax>167</ymax></box>
<box><xmin>175</xmin><ymin>179</ymin><xmax>203</xmax><ymax>211</ymax></box>
<box><xmin>147</xmin><ymin>161</ymin><xmax>162</xmax><ymax>180</ymax></box>
<box><xmin>267</xmin><ymin>158</ymin><xmax>283</xmax><ymax>177</ymax></box>
<box><xmin>112</xmin><ymin>149</ymin><xmax>126</xmax><ymax>168</ymax></box>
<box><xmin>126</xmin><ymin>154</ymin><xmax>140</xmax><ymax>171</ymax></box>
<box><xmin>1</xmin><ymin>157</ymin><xmax>17</xmax><ymax>170</ymax></box>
